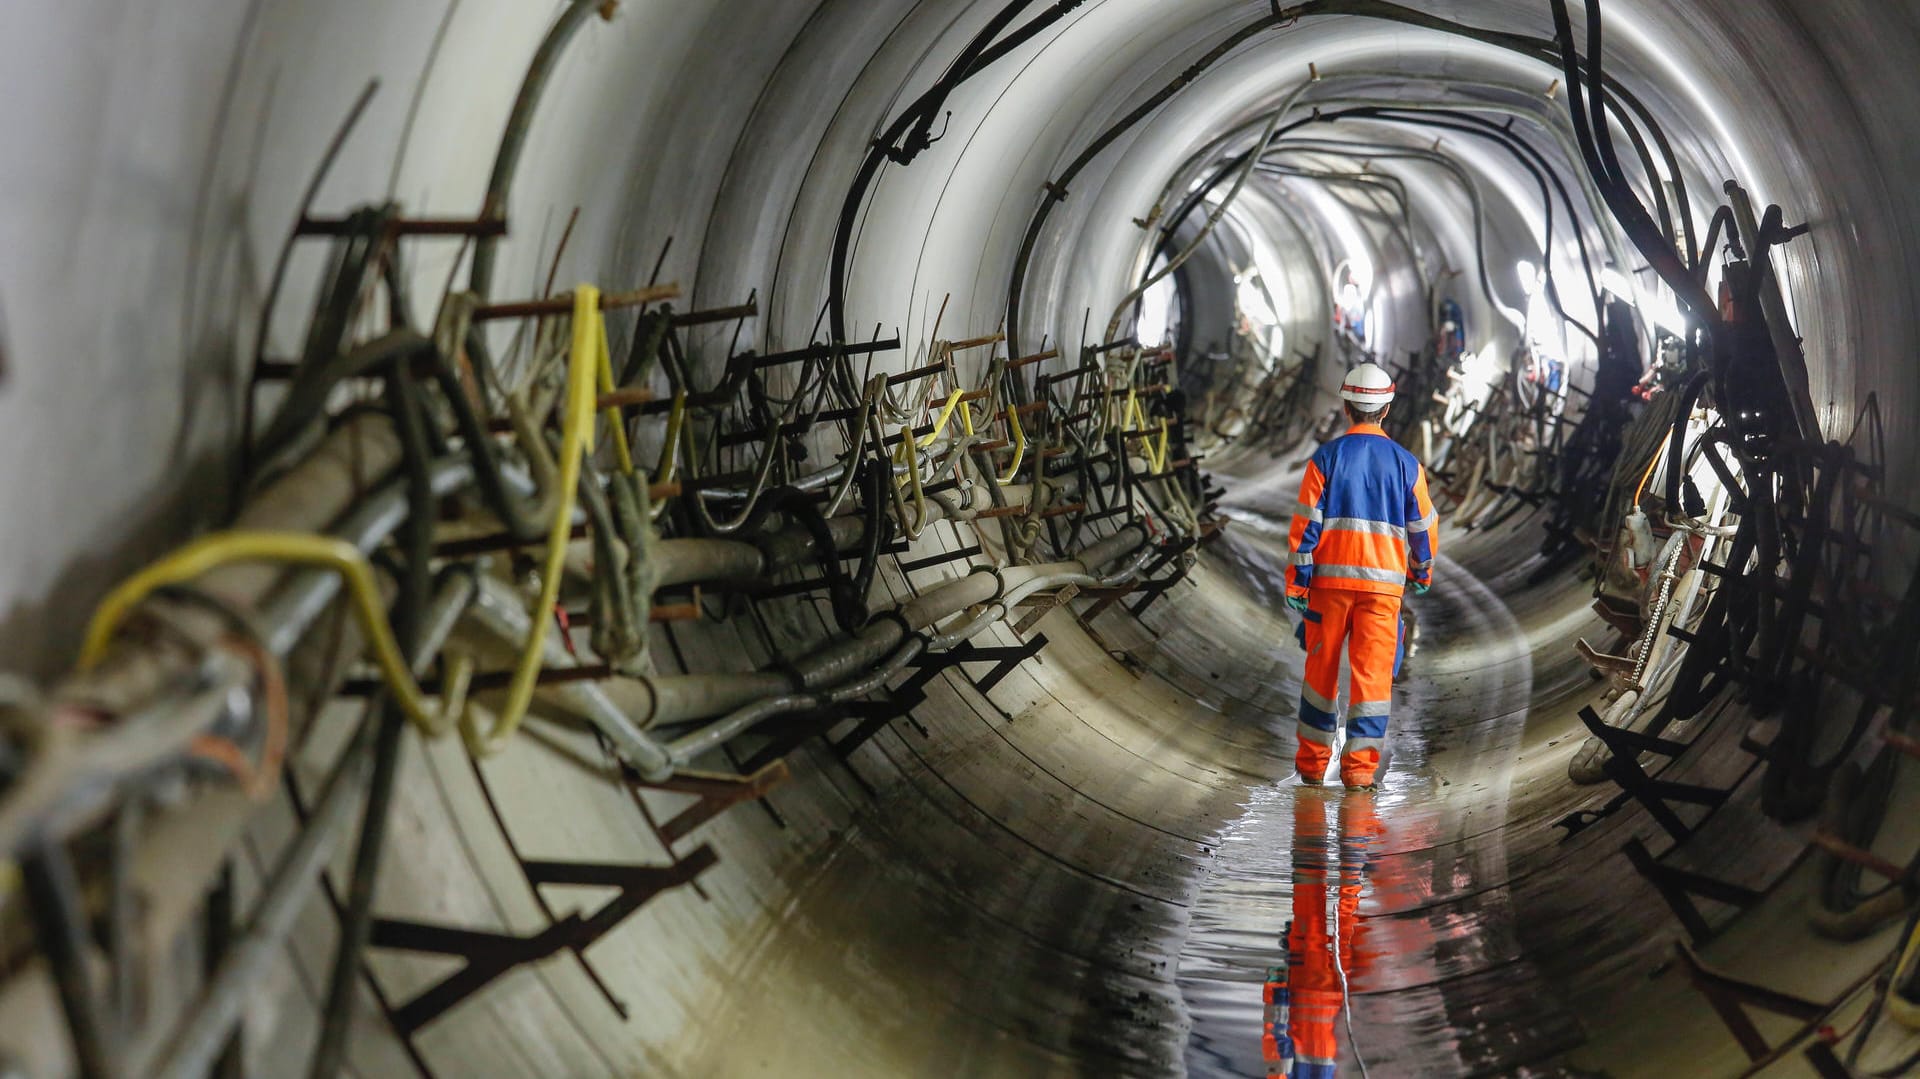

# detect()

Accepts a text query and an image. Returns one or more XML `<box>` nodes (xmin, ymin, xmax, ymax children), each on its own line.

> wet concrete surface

<box><xmin>349</xmin><ymin>441</ymin><xmax>1810</xmax><ymax>1078</ymax></box>
<box><xmin>667</xmin><ymin>448</ymin><xmax>1658</xmax><ymax>1076</ymax></box>
<box><xmin>654</xmin><ymin>432</ymin><xmax>1817</xmax><ymax>1077</ymax></box>
<box><xmin>1179</xmin><ymin>471</ymin><xmax>1585</xmax><ymax>1077</ymax></box>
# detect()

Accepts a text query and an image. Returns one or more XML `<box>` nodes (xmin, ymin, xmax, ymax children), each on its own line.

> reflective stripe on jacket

<box><xmin>1286</xmin><ymin>422</ymin><xmax>1437</xmax><ymax>596</ymax></box>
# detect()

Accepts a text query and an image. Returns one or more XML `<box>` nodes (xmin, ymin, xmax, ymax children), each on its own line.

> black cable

<box><xmin>1005</xmin><ymin>7</ymin><xmax>1303</xmax><ymax>365</ymax></box>
<box><xmin>1545</xmin><ymin>0</ymin><xmax>1713</xmax><ymax>338</ymax></box>
<box><xmin>309</xmin><ymin>356</ymin><xmax>435</xmax><ymax>1079</ymax></box>
<box><xmin>830</xmin><ymin>0</ymin><xmax>1091</xmax><ymax>351</ymax></box>
<box><xmin>1325</xmin><ymin>107</ymin><xmax>1604</xmax><ymax>344</ymax></box>
<box><xmin>1660</xmin><ymin>370</ymin><xmax>1709</xmax><ymax>517</ymax></box>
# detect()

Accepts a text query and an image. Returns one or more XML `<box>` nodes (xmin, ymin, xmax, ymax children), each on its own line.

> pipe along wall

<box><xmin>0</xmin><ymin>0</ymin><xmax>1918</xmax><ymax>1075</ymax></box>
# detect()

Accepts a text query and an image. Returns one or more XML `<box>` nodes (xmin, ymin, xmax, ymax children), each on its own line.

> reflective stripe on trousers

<box><xmin>1294</xmin><ymin>587</ymin><xmax>1404</xmax><ymax>785</ymax></box>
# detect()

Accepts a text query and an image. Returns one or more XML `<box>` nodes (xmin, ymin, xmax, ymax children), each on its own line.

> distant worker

<box><xmin>1284</xmin><ymin>363</ymin><xmax>1438</xmax><ymax>789</ymax></box>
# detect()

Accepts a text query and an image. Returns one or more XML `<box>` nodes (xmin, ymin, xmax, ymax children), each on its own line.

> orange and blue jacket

<box><xmin>1285</xmin><ymin>423</ymin><xmax>1437</xmax><ymax>598</ymax></box>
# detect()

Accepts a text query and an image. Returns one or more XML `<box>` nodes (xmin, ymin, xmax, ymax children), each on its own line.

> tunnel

<box><xmin>1</xmin><ymin>0</ymin><xmax>1918</xmax><ymax>1075</ymax></box>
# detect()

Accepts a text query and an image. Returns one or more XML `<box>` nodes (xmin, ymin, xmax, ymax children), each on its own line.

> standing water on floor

<box><xmin>1175</xmin><ymin>542</ymin><xmax>1587</xmax><ymax>1075</ymax></box>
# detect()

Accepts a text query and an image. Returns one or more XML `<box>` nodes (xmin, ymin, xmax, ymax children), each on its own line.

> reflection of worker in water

<box><xmin>1285</xmin><ymin>363</ymin><xmax>1438</xmax><ymax>789</ymax></box>
<box><xmin>1263</xmin><ymin>793</ymin><xmax>1381</xmax><ymax>1077</ymax></box>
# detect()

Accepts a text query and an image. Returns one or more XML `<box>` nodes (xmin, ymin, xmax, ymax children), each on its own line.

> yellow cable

<box><xmin>998</xmin><ymin>405</ymin><xmax>1025</xmax><ymax>485</ymax></box>
<box><xmin>593</xmin><ymin>311</ymin><xmax>635</xmax><ymax>476</ymax></box>
<box><xmin>83</xmin><ymin>285</ymin><xmax>610</xmax><ymax>761</ymax></box>
<box><xmin>1888</xmin><ymin>915</ymin><xmax>1920</xmax><ymax>1029</ymax></box>
<box><xmin>655</xmin><ymin>390</ymin><xmax>687</xmax><ymax>485</ymax></box>
<box><xmin>898</xmin><ymin>423</ymin><xmax>927</xmax><ymax>535</ymax></box>
<box><xmin>78</xmin><ymin>531</ymin><xmax>467</xmax><ymax>737</ymax></box>
<box><xmin>1148</xmin><ymin>418</ymin><xmax>1169</xmax><ymax>473</ymax></box>
<box><xmin>646</xmin><ymin>388</ymin><xmax>688</xmax><ymax>523</ymax></box>
<box><xmin>1631</xmin><ymin>441</ymin><xmax>1662</xmax><ymax>510</ymax></box>
<box><xmin>465</xmin><ymin>284</ymin><xmax>602</xmax><ymax>756</ymax></box>
<box><xmin>919</xmin><ymin>389</ymin><xmax>965</xmax><ymax>448</ymax></box>
<box><xmin>960</xmin><ymin>400</ymin><xmax>975</xmax><ymax>437</ymax></box>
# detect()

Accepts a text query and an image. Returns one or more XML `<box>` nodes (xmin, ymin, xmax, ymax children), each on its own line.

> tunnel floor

<box><xmin>639</xmin><ymin>449</ymin><xmax>1804</xmax><ymax>1077</ymax></box>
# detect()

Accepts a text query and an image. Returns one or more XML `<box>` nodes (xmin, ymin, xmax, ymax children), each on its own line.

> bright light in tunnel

<box><xmin>1459</xmin><ymin>347</ymin><xmax>1502</xmax><ymax>390</ymax></box>
<box><xmin>1641</xmin><ymin>289</ymin><xmax>1692</xmax><ymax>337</ymax></box>
<box><xmin>1602</xmin><ymin>267</ymin><xmax>1691</xmax><ymax>336</ymax></box>
<box><xmin>1135</xmin><ymin>275</ymin><xmax>1176</xmax><ymax>347</ymax></box>
<box><xmin>1235</xmin><ymin>272</ymin><xmax>1276</xmax><ymax>327</ymax></box>
<box><xmin>1345</xmin><ymin>257</ymin><xmax>1373</xmax><ymax>299</ymax></box>
<box><xmin>1516</xmin><ymin>259</ymin><xmax>1543</xmax><ymax>297</ymax></box>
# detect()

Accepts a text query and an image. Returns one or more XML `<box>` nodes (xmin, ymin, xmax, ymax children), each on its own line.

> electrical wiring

<box><xmin>461</xmin><ymin>285</ymin><xmax>606</xmax><ymax>756</ymax></box>
<box><xmin>77</xmin><ymin>530</ymin><xmax>472</xmax><ymax>741</ymax></box>
<box><xmin>1103</xmin><ymin>80</ymin><xmax>1314</xmax><ymax>347</ymax></box>
<box><xmin>1545</xmin><ymin>0</ymin><xmax>1712</xmax><ymax>337</ymax></box>
<box><xmin>1139</xmin><ymin>82</ymin><xmax>1627</xmax><ymax>335</ymax></box>
<box><xmin>1006</xmin><ymin>5</ymin><xmax>1306</xmax><ymax>364</ymax></box>
<box><xmin>187</xmin><ymin>632</ymin><xmax>288</xmax><ymax>802</ymax></box>
<box><xmin>1315</xmin><ymin>106</ymin><xmax>1604</xmax><ymax>345</ymax></box>
<box><xmin>465</xmin><ymin>0</ymin><xmax>611</xmax><ymax>406</ymax></box>
<box><xmin>830</xmin><ymin>0</ymin><xmax>1093</xmax><ymax>350</ymax></box>
<box><xmin>311</xmin><ymin>328</ymin><xmax>435</xmax><ymax>1079</ymax></box>
<box><xmin>663</xmin><ymin>525</ymin><xmax>1150</xmax><ymax>765</ymax></box>
<box><xmin>7</xmin><ymin>10</ymin><xmax>1228</xmax><ymax>1069</ymax></box>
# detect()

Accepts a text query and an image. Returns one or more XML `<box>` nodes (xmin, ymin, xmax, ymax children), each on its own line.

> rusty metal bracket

<box><xmin>830</xmin><ymin>688</ymin><xmax>929</xmax><ymax>762</ymax></box>
<box><xmin>1127</xmin><ymin>537</ymin><xmax>1198</xmax><ymax>618</ymax></box>
<box><xmin>1079</xmin><ymin>583</ymin><xmax>1139</xmax><ymax>622</ymax></box>
<box><xmin>1576</xmin><ymin>637</ymin><xmax>1637</xmax><ymax>677</ymax></box>
<box><xmin>629</xmin><ymin>762</ymin><xmax>792</xmax><ymax>845</ymax></box>
<box><xmin>1013</xmin><ymin>584</ymin><xmax>1080</xmax><ymax>635</ymax></box>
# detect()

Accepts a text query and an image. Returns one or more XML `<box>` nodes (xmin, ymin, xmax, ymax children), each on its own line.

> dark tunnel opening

<box><xmin>1</xmin><ymin>1</ymin><xmax>1919</xmax><ymax>1076</ymax></box>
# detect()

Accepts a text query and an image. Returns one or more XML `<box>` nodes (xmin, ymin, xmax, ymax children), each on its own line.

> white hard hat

<box><xmin>1340</xmin><ymin>362</ymin><xmax>1396</xmax><ymax>406</ymax></box>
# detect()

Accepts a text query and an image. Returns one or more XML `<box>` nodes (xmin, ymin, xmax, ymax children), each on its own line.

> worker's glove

<box><xmin>1285</xmin><ymin>593</ymin><xmax>1310</xmax><ymax>613</ymax></box>
<box><xmin>1408</xmin><ymin>580</ymin><xmax>1431</xmax><ymax>596</ymax></box>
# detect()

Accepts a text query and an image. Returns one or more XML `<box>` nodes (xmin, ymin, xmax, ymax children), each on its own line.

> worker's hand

<box><xmin>1285</xmin><ymin>593</ymin><xmax>1310</xmax><ymax>613</ymax></box>
<box><xmin>1408</xmin><ymin>579</ymin><xmax>1431</xmax><ymax>596</ymax></box>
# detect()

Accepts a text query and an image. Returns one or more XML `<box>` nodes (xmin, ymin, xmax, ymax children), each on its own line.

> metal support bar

<box><xmin>370</xmin><ymin>847</ymin><xmax>718</xmax><ymax>1035</ymax></box>
<box><xmin>905</xmin><ymin>634</ymin><xmax>1049</xmax><ymax>695</ymax></box>
<box><xmin>21</xmin><ymin>841</ymin><xmax>121</xmax><ymax>1079</ymax></box>
<box><xmin>1675</xmin><ymin>942</ymin><xmax>1824</xmax><ymax>1062</ymax></box>
<box><xmin>472</xmin><ymin>284</ymin><xmax>682</xmax><ymax>321</ymax></box>
<box><xmin>897</xmin><ymin>545</ymin><xmax>983</xmax><ymax>573</ymax></box>
<box><xmin>297</xmin><ymin>216</ymin><xmax>505</xmax><ymax>238</ymax></box>
<box><xmin>829</xmin><ymin>689</ymin><xmax>927</xmax><ymax>761</ymax></box>
<box><xmin>751</xmin><ymin>338</ymin><xmax>900</xmax><ymax>370</ymax></box>
<box><xmin>1624</xmin><ymin>837</ymin><xmax>1761</xmax><ymax>944</ymax></box>
<box><xmin>671</xmin><ymin>300</ymin><xmax>758</xmax><ymax>327</ymax></box>
<box><xmin>628</xmin><ymin>762</ymin><xmax>791</xmax><ymax>844</ymax></box>
<box><xmin>1014</xmin><ymin>583</ymin><xmax>1080</xmax><ymax>635</ymax></box>
<box><xmin>1577</xmin><ymin>706</ymin><xmax>1722</xmax><ymax>843</ymax></box>
<box><xmin>1080</xmin><ymin>583</ymin><xmax>1140</xmax><ymax>622</ymax></box>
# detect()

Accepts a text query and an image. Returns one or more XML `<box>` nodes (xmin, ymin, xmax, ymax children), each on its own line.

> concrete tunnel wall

<box><xmin>1</xmin><ymin>0</ymin><xmax>1917</xmax><ymax>1075</ymax></box>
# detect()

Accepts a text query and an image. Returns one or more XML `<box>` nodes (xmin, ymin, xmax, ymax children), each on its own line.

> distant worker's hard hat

<box><xmin>1340</xmin><ymin>362</ymin><xmax>1396</xmax><ymax>406</ymax></box>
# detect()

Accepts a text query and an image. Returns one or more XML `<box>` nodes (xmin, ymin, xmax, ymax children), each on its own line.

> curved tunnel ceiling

<box><xmin>1</xmin><ymin>1</ymin><xmax>1918</xmax><ymax>1076</ymax></box>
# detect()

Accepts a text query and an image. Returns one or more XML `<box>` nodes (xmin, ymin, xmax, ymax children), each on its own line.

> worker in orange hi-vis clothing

<box><xmin>1285</xmin><ymin>363</ymin><xmax>1438</xmax><ymax>790</ymax></box>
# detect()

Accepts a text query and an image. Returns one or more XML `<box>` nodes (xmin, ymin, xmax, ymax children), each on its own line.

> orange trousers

<box><xmin>1296</xmin><ymin>588</ymin><xmax>1403</xmax><ymax>787</ymax></box>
